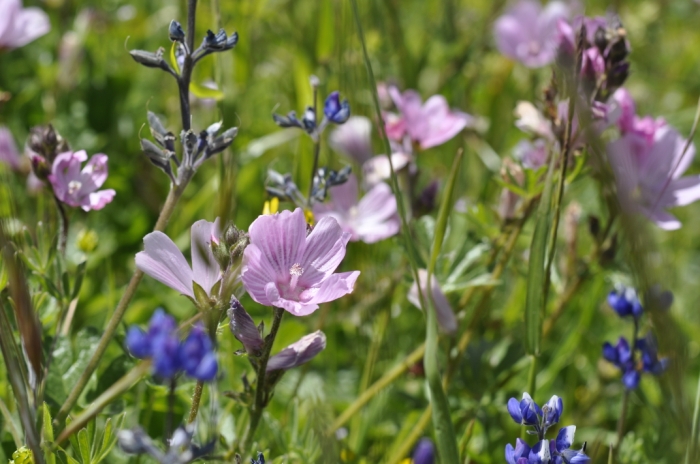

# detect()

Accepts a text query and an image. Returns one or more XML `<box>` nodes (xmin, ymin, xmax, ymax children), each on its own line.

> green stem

<box><xmin>521</xmin><ymin>355</ymin><xmax>538</xmax><ymax>440</ymax></box>
<box><xmin>685</xmin><ymin>371</ymin><xmax>700</xmax><ymax>464</ymax></box>
<box><xmin>240</xmin><ymin>307</ymin><xmax>285</xmax><ymax>454</ymax></box>
<box><xmin>54</xmin><ymin>195</ymin><xmax>69</xmax><ymax>256</ymax></box>
<box><xmin>616</xmin><ymin>389</ymin><xmax>630</xmax><ymax>447</ymax></box>
<box><xmin>187</xmin><ymin>381</ymin><xmax>204</xmax><ymax>424</ymax></box>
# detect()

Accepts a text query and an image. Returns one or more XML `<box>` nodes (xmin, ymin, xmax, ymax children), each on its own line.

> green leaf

<box><xmin>93</xmin><ymin>413</ymin><xmax>124</xmax><ymax>463</ymax></box>
<box><xmin>71</xmin><ymin>261</ymin><xmax>87</xmax><ymax>300</ymax></box>
<box><xmin>77</xmin><ymin>428</ymin><xmax>91</xmax><ymax>464</ymax></box>
<box><xmin>525</xmin><ymin>150</ymin><xmax>557</xmax><ymax>355</ymax></box>
<box><xmin>42</xmin><ymin>403</ymin><xmax>56</xmax><ymax>464</ymax></box>
<box><xmin>189</xmin><ymin>81</ymin><xmax>224</xmax><ymax>101</ymax></box>
<box><xmin>59</xmin><ymin>449</ymin><xmax>81</xmax><ymax>464</ymax></box>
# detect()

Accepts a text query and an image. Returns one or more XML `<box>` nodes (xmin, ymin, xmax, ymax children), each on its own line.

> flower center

<box><xmin>68</xmin><ymin>180</ymin><xmax>82</xmax><ymax>195</ymax></box>
<box><xmin>289</xmin><ymin>263</ymin><xmax>304</xmax><ymax>291</ymax></box>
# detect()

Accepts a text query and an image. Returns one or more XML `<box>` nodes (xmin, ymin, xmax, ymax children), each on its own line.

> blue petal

<box><xmin>520</xmin><ymin>393</ymin><xmax>542</xmax><ymax>425</ymax></box>
<box><xmin>602</xmin><ymin>342</ymin><xmax>618</xmax><ymax>363</ymax></box>
<box><xmin>555</xmin><ymin>425</ymin><xmax>576</xmax><ymax>451</ymax></box>
<box><xmin>622</xmin><ymin>369</ymin><xmax>640</xmax><ymax>389</ymax></box>
<box><xmin>193</xmin><ymin>352</ymin><xmax>218</xmax><ymax>381</ymax></box>
<box><xmin>505</xmin><ymin>444</ymin><xmax>515</xmax><ymax>464</ymax></box>
<box><xmin>125</xmin><ymin>327</ymin><xmax>151</xmax><ymax>358</ymax></box>
<box><xmin>508</xmin><ymin>397</ymin><xmax>523</xmax><ymax>424</ymax></box>
<box><xmin>544</xmin><ymin>395</ymin><xmax>563</xmax><ymax>426</ymax></box>
<box><xmin>412</xmin><ymin>438</ymin><xmax>434</xmax><ymax>464</ymax></box>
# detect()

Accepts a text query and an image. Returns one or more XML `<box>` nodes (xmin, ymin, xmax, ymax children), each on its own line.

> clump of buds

<box><xmin>26</xmin><ymin>124</ymin><xmax>69</xmax><ymax>181</ymax></box>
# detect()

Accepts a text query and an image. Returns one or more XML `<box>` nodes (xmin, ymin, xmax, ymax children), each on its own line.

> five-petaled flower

<box><xmin>313</xmin><ymin>174</ymin><xmax>400</xmax><ymax>244</ymax></box>
<box><xmin>384</xmin><ymin>86</ymin><xmax>474</xmax><ymax>150</ymax></box>
<box><xmin>241</xmin><ymin>208</ymin><xmax>360</xmax><ymax>316</ymax></box>
<box><xmin>493</xmin><ymin>0</ymin><xmax>569</xmax><ymax>68</ymax></box>
<box><xmin>136</xmin><ymin>219</ymin><xmax>222</xmax><ymax>301</ymax></box>
<box><xmin>48</xmin><ymin>150</ymin><xmax>116</xmax><ymax>211</ymax></box>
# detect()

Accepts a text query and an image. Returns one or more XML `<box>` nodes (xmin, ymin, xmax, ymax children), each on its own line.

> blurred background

<box><xmin>2</xmin><ymin>0</ymin><xmax>700</xmax><ymax>462</ymax></box>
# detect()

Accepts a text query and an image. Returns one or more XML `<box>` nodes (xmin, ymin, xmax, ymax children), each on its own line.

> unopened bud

<box><xmin>76</xmin><ymin>229</ymin><xmax>98</xmax><ymax>253</ymax></box>
<box><xmin>228</xmin><ymin>297</ymin><xmax>264</xmax><ymax>355</ymax></box>
<box><xmin>29</xmin><ymin>153</ymin><xmax>50</xmax><ymax>181</ymax></box>
<box><xmin>168</xmin><ymin>20</ymin><xmax>185</xmax><ymax>42</ymax></box>
<box><xmin>211</xmin><ymin>238</ymin><xmax>230</xmax><ymax>269</ymax></box>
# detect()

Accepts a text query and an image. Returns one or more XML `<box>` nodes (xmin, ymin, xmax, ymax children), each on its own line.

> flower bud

<box><xmin>129</xmin><ymin>48</ymin><xmax>171</xmax><ymax>72</ymax></box>
<box><xmin>27</xmin><ymin>124</ymin><xmax>68</xmax><ymax>163</ymax></box>
<box><xmin>266</xmin><ymin>330</ymin><xmax>326</xmax><ymax>372</ymax></box>
<box><xmin>29</xmin><ymin>153</ymin><xmax>50</xmax><ymax>181</ymax></box>
<box><xmin>228</xmin><ymin>297</ymin><xmax>264</xmax><ymax>355</ymax></box>
<box><xmin>168</xmin><ymin>20</ymin><xmax>185</xmax><ymax>42</ymax></box>
<box><xmin>324</xmin><ymin>91</ymin><xmax>350</xmax><ymax>124</ymax></box>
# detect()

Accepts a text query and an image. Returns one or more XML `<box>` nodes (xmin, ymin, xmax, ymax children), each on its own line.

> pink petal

<box><xmin>241</xmin><ymin>245</ymin><xmax>278</xmax><ymax>306</ymax></box>
<box><xmin>1</xmin><ymin>5</ymin><xmax>50</xmax><ymax>49</ymax></box>
<box><xmin>136</xmin><ymin>231</ymin><xmax>194</xmax><ymax>298</ymax></box>
<box><xmin>328</xmin><ymin>174</ymin><xmax>359</xmax><ymax>212</ymax></box>
<box><xmin>190</xmin><ymin>219</ymin><xmax>222</xmax><ymax>296</ymax></box>
<box><xmin>265</xmin><ymin>282</ymin><xmax>318</xmax><ymax>315</ymax></box>
<box><xmin>83</xmin><ymin>189</ymin><xmax>115</xmax><ymax>211</ymax></box>
<box><xmin>362</xmin><ymin>152</ymin><xmax>413</xmax><ymax>187</ymax></box>
<box><xmin>407</xmin><ymin>269</ymin><xmax>457</xmax><ymax>334</ymax></box>
<box><xmin>80</xmin><ymin>153</ymin><xmax>109</xmax><ymax>191</ymax></box>
<box><xmin>300</xmin><ymin>217</ymin><xmax>350</xmax><ymax>286</ymax></box>
<box><xmin>669</xmin><ymin>176</ymin><xmax>700</xmax><ymax>207</ymax></box>
<box><xmin>0</xmin><ymin>126</ymin><xmax>20</xmax><ymax>169</ymax></box>
<box><xmin>304</xmin><ymin>271</ymin><xmax>360</xmax><ymax>306</ymax></box>
<box><xmin>329</xmin><ymin>116</ymin><xmax>374</xmax><ymax>164</ymax></box>
<box><xmin>419</xmin><ymin>95</ymin><xmax>471</xmax><ymax>149</ymax></box>
<box><xmin>247</xmin><ymin>208</ymin><xmax>307</xmax><ymax>278</ymax></box>
<box><xmin>644</xmin><ymin>209</ymin><xmax>681</xmax><ymax>231</ymax></box>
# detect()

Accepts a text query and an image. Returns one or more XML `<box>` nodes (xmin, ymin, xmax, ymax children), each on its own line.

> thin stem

<box><xmin>166</xmin><ymin>377</ymin><xmax>177</xmax><ymax>442</ymax></box>
<box><xmin>308</xmin><ymin>84</ymin><xmax>320</xmax><ymax>206</ymax></box>
<box><xmin>685</xmin><ymin>371</ymin><xmax>700</xmax><ymax>464</ymax></box>
<box><xmin>187</xmin><ymin>381</ymin><xmax>204</xmax><ymax>424</ymax></box>
<box><xmin>616</xmin><ymin>390</ymin><xmax>630</xmax><ymax>446</ymax></box>
<box><xmin>55</xmin><ymin>182</ymin><xmax>188</xmax><ymax>426</ymax></box>
<box><xmin>54</xmin><ymin>196</ymin><xmax>68</xmax><ymax>256</ymax></box>
<box><xmin>240</xmin><ymin>307</ymin><xmax>285</xmax><ymax>454</ymax></box>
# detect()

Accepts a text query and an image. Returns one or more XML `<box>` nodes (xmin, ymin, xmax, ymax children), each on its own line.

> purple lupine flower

<box><xmin>407</xmin><ymin>269</ymin><xmax>457</xmax><ymax>335</ymax></box>
<box><xmin>505</xmin><ymin>438</ymin><xmax>531</xmax><ymax>464</ymax></box>
<box><xmin>126</xmin><ymin>309</ymin><xmax>182</xmax><ymax>379</ymax></box>
<box><xmin>0</xmin><ymin>0</ymin><xmax>50</xmax><ymax>50</ymax></box>
<box><xmin>266</xmin><ymin>330</ymin><xmax>326</xmax><ymax>372</ymax></box>
<box><xmin>636</xmin><ymin>333</ymin><xmax>669</xmax><ymax>376</ymax></box>
<box><xmin>507</xmin><ymin>392</ymin><xmax>542</xmax><ymax>427</ymax></box>
<box><xmin>136</xmin><ymin>219</ymin><xmax>222</xmax><ymax>300</ymax></box>
<box><xmin>179</xmin><ymin>324</ymin><xmax>218</xmax><ymax>381</ymax></box>
<box><xmin>241</xmin><ymin>208</ymin><xmax>360</xmax><ymax>316</ymax></box>
<box><xmin>329</xmin><ymin>116</ymin><xmax>374</xmax><ymax>164</ymax></box>
<box><xmin>528</xmin><ymin>428</ymin><xmax>589</xmax><ymax>464</ymax></box>
<box><xmin>607</xmin><ymin>286</ymin><xmax>643</xmax><ymax>319</ymax></box>
<box><xmin>607</xmin><ymin>123</ymin><xmax>700</xmax><ymax>230</ymax></box>
<box><xmin>48</xmin><ymin>150</ymin><xmax>116</xmax><ymax>211</ymax></box>
<box><xmin>543</xmin><ymin>395</ymin><xmax>563</xmax><ymax>427</ymax></box>
<box><xmin>412</xmin><ymin>438</ymin><xmax>435</xmax><ymax>464</ymax></box>
<box><xmin>602</xmin><ymin>337</ymin><xmax>639</xmax><ymax>389</ymax></box>
<box><xmin>493</xmin><ymin>0</ymin><xmax>569</xmax><ymax>68</ymax></box>
<box><xmin>385</xmin><ymin>86</ymin><xmax>474</xmax><ymax>150</ymax></box>
<box><xmin>313</xmin><ymin>174</ymin><xmax>400</xmax><ymax>244</ymax></box>
<box><xmin>324</xmin><ymin>91</ymin><xmax>350</xmax><ymax>125</ymax></box>
<box><xmin>0</xmin><ymin>126</ymin><xmax>21</xmax><ymax>169</ymax></box>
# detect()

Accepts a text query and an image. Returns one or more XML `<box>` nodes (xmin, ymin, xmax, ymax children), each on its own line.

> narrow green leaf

<box><xmin>424</xmin><ymin>149</ymin><xmax>464</xmax><ymax>464</ymax></box>
<box><xmin>525</xmin><ymin>151</ymin><xmax>557</xmax><ymax>355</ymax></box>
<box><xmin>77</xmin><ymin>428</ymin><xmax>91</xmax><ymax>464</ymax></box>
<box><xmin>60</xmin><ymin>449</ymin><xmax>82</xmax><ymax>464</ymax></box>
<box><xmin>61</xmin><ymin>271</ymin><xmax>71</xmax><ymax>301</ymax></box>
<box><xmin>189</xmin><ymin>81</ymin><xmax>224</xmax><ymax>101</ymax></box>
<box><xmin>71</xmin><ymin>261</ymin><xmax>87</xmax><ymax>300</ymax></box>
<box><xmin>42</xmin><ymin>403</ymin><xmax>56</xmax><ymax>464</ymax></box>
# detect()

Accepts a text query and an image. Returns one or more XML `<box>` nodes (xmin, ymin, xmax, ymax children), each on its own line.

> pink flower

<box><xmin>407</xmin><ymin>269</ymin><xmax>457</xmax><ymax>334</ymax></box>
<box><xmin>313</xmin><ymin>174</ymin><xmax>400</xmax><ymax>244</ymax></box>
<box><xmin>48</xmin><ymin>150</ymin><xmax>116</xmax><ymax>211</ymax></box>
<box><xmin>0</xmin><ymin>126</ymin><xmax>21</xmax><ymax>169</ymax></box>
<box><xmin>513</xmin><ymin>139</ymin><xmax>548</xmax><ymax>170</ymax></box>
<box><xmin>493</xmin><ymin>0</ymin><xmax>569</xmax><ymax>68</ymax></box>
<box><xmin>0</xmin><ymin>0</ymin><xmax>50</xmax><ymax>50</ymax></box>
<box><xmin>608</xmin><ymin>88</ymin><xmax>666</xmax><ymax>149</ymax></box>
<box><xmin>385</xmin><ymin>87</ymin><xmax>474</xmax><ymax>150</ymax></box>
<box><xmin>329</xmin><ymin>116</ymin><xmax>374</xmax><ymax>164</ymax></box>
<box><xmin>136</xmin><ymin>219</ymin><xmax>222</xmax><ymax>299</ymax></box>
<box><xmin>241</xmin><ymin>208</ymin><xmax>360</xmax><ymax>316</ymax></box>
<box><xmin>607</xmin><ymin>125</ymin><xmax>700</xmax><ymax>230</ymax></box>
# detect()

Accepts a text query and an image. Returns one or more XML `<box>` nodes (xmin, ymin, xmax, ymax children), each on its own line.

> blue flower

<box><xmin>543</xmin><ymin>395</ymin><xmax>563</xmax><ymax>428</ymax></box>
<box><xmin>179</xmin><ymin>324</ymin><xmax>218</xmax><ymax>381</ymax></box>
<box><xmin>505</xmin><ymin>438</ymin><xmax>530</xmax><ymax>464</ymax></box>
<box><xmin>528</xmin><ymin>428</ymin><xmax>590</xmax><ymax>464</ymax></box>
<box><xmin>507</xmin><ymin>392</ymin><xmax>542</xmax><ymax>426</ymax></box>
<box><xmin>602</xmin><ymin>334</ymin><xmax>667</xmax><ymax>389</ymax></box>
<box><xmin>412</xmin><ymin>438</ymin><xmax>434</xmax><ymax>464</ymax></box>
<box><xmin>636</xmin><ymin>333</ymin><xmax>669</xmax><ymax>375</ymax></box>
<box><xmin>251</xmin><ymin>452</ymin><xmax>265</xmax><ymax>464</ymax></box>
<box><xmin>607</xmin><ymin>286</ymin><xmax>643</xmax><ymax>318</ymax></box>
<box><xmin>324</xmin><ymin>91</ymin><xmax>350</xmax><ymax>124</ymax></box>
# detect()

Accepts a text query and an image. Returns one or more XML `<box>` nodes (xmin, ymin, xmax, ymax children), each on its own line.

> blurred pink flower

<box><xmin>329</xmin><ymin>116</ymin><xmax>374</xmax><ymax>164</ymax></box>
<box><xmin>607</xmin><ymin>125</ymin><xmax>700</xmax><ymax>230</ymax></box>
<box><xmin>493</xmin><ymin>0</ymin><xmax>569</xmax><ymax>68</ymax></box>
<box><xmin>608</xmin><ymin>88</ymin><xmax>666</xmax><ymax>149</ymax></box>
<box><xmin>407</xmin><ymin>269</ymin><xmax>457</xmax><ymax>334</ymax></box>
<box><xmin>136</xmin><ymin>219</ymin><xmax>222</xmax><ymax>299</ymax></box>
<box><xmin>313</xmin><ymin>174</ymin><xmax>400</xmax><ymax>244</ymax></box>
<box><xmin>0</xmin><ymin>0</ymin><xmax>50</xmax><ymax>50</ymax></box>
<box><xmin>513</xmin><ymin>139</ymin><xmax>548</xmax><ymax>170</ymax></box>
<box><xmin>0</xmin><ymin>126</ymin><xmax>21</xmax><ymax>169</ymax></box>
<box><xmin>48</xmin><ymin>150</ymin><xmax>116</xmax><ymax>211</ymax></box>
<box><xmin>241</xmin><ymin>208</ymin><xmax>360</xmax><ymax>316</ymax></box>
<box><xmin>385</xmin><ymin>86</ymin><xmax>474</xmax><ymax>150</ymax></box>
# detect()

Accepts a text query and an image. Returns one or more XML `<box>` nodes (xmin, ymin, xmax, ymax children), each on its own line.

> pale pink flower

<box><xmin>513</xmin><ymin>139</ymin><xmax>548</xmax><ymax>170</ymax></box>
<box><xmin>608</xmin><ymin>88</ymin><xmax>666</xmax><ymax>149</ymax></box>
<box><xmin>0</xmin><ymin>0</ymin><xmax>50</xmax><ymax>50</ymax></box>
<box><xmin>607</xmin><ymin>125</ymin><xmax>700</xmax><ymax>230</ymax></box>
<box><xmin>329</xmin><ymin>116</ymin><xmax>374</xmax><ymax>164</ymax></box>
<box><xmin>136</xmin><ymin>220</ymin><xmax>222</xmax><ymax>299</ymax></box>
<box><xmin>407</xmin><ymin>269</ymin><xmax>457</xmax><ymax>334</ymax></box>
<box><xmin>385</xmin><ymin>86</ymin><xmax>474</xmax><ymax>150</ymax></box>
<box><xmin>241</xmin><ymin>208</ymin><xmax>360</xmax><ymax>316</ymax></box>
<box><xmin>494</xmin><ymin>0</ymin><xmax>569</xmax><ymax>68</ymax></box>
<box><xmin>313</xmin><ymin>174</ymin><xmax>400</xmax><ymax>244</ymax></box>
<box><xmin>48</xmin><ymin>150</ymin><xmax>116</xmax><ymax>211</ymax></box>
<box><xmin>0</xmin><ymin>126</ymin><xmax>21</xmax><ymax>169</ymax></box>
<box><xmin>362</xmin><ymin>152</ymin><xmax>414</xmax><ymax>187</ymax></box>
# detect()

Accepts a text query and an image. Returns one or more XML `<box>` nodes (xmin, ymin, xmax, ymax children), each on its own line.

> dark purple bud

<box><xmin>302</xmin><ymin>106</ymin><xmax>316</xmax><ymax>132</ymax></box>
<box><xmin>607</xmin><ymin>286</ymin><xmax>643</xmax><ymax>318</ymax></box>
<box><xmin>202</xmin><ymin>28</ymin><xmax>238</xmax><ymax>52</ymax></box>
<box><xmin>228</xmin><ymin>297</ymin><xmax>264</xmax><ymax>354</ymax></box>
<box><xmin>412</xmin><ymin>438</ymin><xmax>434</xmax><ymax>464</ymax></box>
<box><xmin>29</xmin><ymin>153</ymin><xmax>50</xmax><ymax>181</ymax></box>
<box><xmin>324</xmin><ymin>91</ymin><xmax>350</xmax><ymax>124</ymax></box>
<box><xmin>266</xmin><ymin>331</ymin><xmax>326</xmax><ymax>372</ymax></box>
<box><xmin>251</xmin><ymin>452</ymin><xmax>266</xmax><ymax>464</ymax></box>
<box><xmin>169</xmin><ymin>20</ymin><xmax>185</xmax><ymax>42</ymax></box>
<box><xmin>518</xmin><ymin>393</ymin><xmax>542</xmax><ymax>426</ymax></box>
<box><xmin>179</xmin><ymin>324</ymin><xmax>218</xmax><ymax>381</ymax></box>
